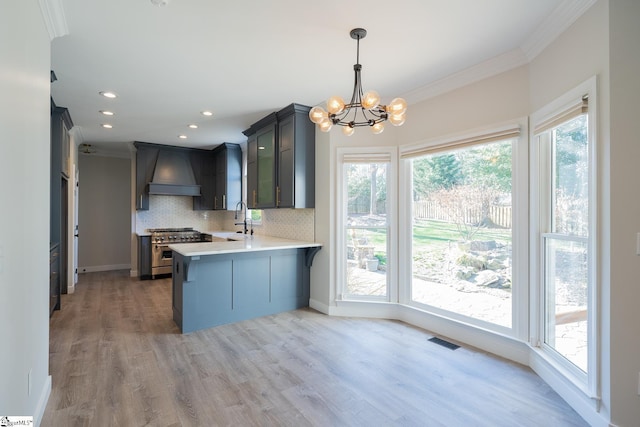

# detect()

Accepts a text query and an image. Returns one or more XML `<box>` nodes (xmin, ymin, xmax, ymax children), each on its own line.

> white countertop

<box><xmin>169</xmin><ymin>232</ymin><xmax>321</xmax><ymax>257</ymax></box>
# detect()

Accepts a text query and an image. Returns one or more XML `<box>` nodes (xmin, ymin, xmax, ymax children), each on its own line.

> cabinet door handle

<box><xmin>276</xmin><ymin>186</ymin><xmax>280</xmax><ymax>207</ymax></box>
<box><xmin>223</xmin><ymin>194</ymin><xmax>226</xmax><ymax>210</ymax></box>
<box><xmin>139</xmin><ymin>194</ymin><xmax>143</xmax><ymax>208</ymax></box>
<box><xmin>214</xmin><ymin>196</ymin><xmax>218</xmax><ymax>210</ymax></box>
<box><xmin>252</xmin><ymin>190</ymin><xmax>257</xmax><ymax>208</ymax></box>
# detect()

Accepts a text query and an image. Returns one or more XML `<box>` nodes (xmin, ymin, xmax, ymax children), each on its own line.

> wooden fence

<box><xmin>413</xmin><ymin>201</ymin><xmax>512</xmax><ymax>228</ymax></box>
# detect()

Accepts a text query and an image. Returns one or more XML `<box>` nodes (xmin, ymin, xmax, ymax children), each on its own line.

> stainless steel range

<box><xmin>149</xmin><ymin>227</ymin><xmax>206</xmax><ymax>277</ymax></box>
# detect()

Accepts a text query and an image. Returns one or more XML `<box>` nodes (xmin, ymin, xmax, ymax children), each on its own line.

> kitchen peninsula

<box><xmin>170</xmin><ymin>233</ymin><xmax>321</xmax><ymax>333</ymax></box>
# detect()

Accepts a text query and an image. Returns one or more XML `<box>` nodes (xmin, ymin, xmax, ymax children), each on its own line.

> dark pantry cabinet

<box><xmin>50</xmin><ymin>102</ymin><xmax>72</xmax><ymax>303</ymax></box>
<box><xmin>49</xmin><ymin>244</ymin><xmax>60</xmax><ymax>316</ymax></box>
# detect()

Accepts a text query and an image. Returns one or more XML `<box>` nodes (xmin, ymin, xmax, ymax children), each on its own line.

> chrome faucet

<box><xmin>234</xmin><ymin>201</ymin><xmax>253</xmax><ymax>235</ymax></box>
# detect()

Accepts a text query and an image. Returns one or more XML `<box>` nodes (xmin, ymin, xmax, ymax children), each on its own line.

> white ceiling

<box><xmin>50</xmin><ymin>0</ymin><xmax>594</xmax><ymax>154</ymax></box>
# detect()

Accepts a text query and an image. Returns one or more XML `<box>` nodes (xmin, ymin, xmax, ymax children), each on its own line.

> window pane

<box><xmin>542</xmin><ymin>111</ymin><xmax>590</xmax><ymax>374</ymax></box>
<box><xmin>544</xmin><ymin>236</ymin><xmax>588</xmax><ymax>372</ymax></box>
<box><xmin>346</xmin><ymin>227</ymin><xmax>387</xmax><ymax>296</ymax></box>
<box><xmin>347</xmin><ymin>164</ymin><xmax>387</xmax><ymax>226</ymax></box>
<box><xmin>411</xmin><ymin>140</ymin><xmax>513</xmax><ymax>327</ymax></box>
<box><xmin>344</xmin><ymin>163</ymin><xmax>388</xmax><ymax>298</ymax></box>
<box><xmin>553</xmin><ymin>115</ymin><xmax>589</xmax><ymax>237</ymax></box>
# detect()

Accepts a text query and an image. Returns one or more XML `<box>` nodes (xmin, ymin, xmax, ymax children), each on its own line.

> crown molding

<box><xmin>520</xmin><ymin>0</ymin><xmax>598</xmax><ymax>62</ymax></box>
<box><xmin>38</xmin><ymin>0</ymin><xmax>69</xmax><ymax>41</ymax></box>
<box><xmin>403</xmin><ymin>48</ymin><xmax>528</xmax><ymax>104</ymax></box>
<box><xmin>402</xmin><ymin>0</ymin><xmax>598</xmax><ymax>105</ymax></box>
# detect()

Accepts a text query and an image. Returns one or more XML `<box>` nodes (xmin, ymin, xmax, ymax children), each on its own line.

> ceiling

<box><xmin>50</xmin><ymin>0</ymin><xmax>593</xmax><ymax>155</ymax></box>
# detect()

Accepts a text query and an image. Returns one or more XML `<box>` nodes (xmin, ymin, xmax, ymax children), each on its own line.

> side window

<box><xmin>337</xmin><ymin>149</ymin><xmax>395</xmax><ymax>302</ymax></box>
<box><xmin>531</xmin><ymin>76</ymin><xmax>597</xmax><ymax>393</ymax></box>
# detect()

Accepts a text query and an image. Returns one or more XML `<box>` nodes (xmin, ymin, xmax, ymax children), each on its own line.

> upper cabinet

<box><xmin>276</xmin><ymin>104</ymin><xmax>315</xmax><ymax>209</ymax></box>
<box><xmin>190</xmin><ymin>149</ymin><xmax>214</xmax><ymax>211</ymax></box>
<box><xmin>246</xmin><ymin>113</ymin><xmax>277</xmax><ymax>209</ymax></box>
<box><xmin>134</xmin><ymin>141</ymin><xmax>242</xmax><ymax>212</ymax></box>
<box><xmin>133</xmin><ymin>142</ymin><xmax>160</xmax><ymax>211</ymax></box>
<box><xmin>244</xmin><ymin>104</ymin><xmax>315</xmax><ymax>209</ymax></box>
<box><xmin>212</xmin><ymin>143</ymin><xmax>242</xmax><ymax>211</ymax></box>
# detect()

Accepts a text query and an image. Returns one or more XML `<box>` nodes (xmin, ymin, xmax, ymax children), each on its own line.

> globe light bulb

<box><xmin>387</xmin><ymin>97</ymin><xmax>407</xmax><ymax>115</ymax></box>
<box><xmin>309</xmin><ymin>106</ymin><xmax>327</xmax><ymax>124</ymax></box>
<box><xmin>327</xmin><ymin>96</ymin><xmax>345</xmax><ymax>115</ymax></box>
<box><xmin>361</xmin><ymin>90</ymin><xmax>380</xmax><ymax>110</ymax></box>
<box><xmin>389</xmin><ymin>112</ymin><xmax>406</xmax><ymax>126</ymax></box>
<box><xmin>371</xmin><ymin>122</ymin><xmax>384</xmax><ymax>134</ymax></box>
<box><xmin>319</xmin><ymin>119</ymin><xmax>333</xmax><ymax>132</ymax></box>
<box><xmin>342</xmin><ymin>126</ymin><xmax>355</xmax><ymax>136</ymax></box>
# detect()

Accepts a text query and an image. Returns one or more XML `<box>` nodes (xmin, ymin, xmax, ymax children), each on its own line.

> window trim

<box><xmin>529</xmin><ymin>76</ymin><xmax>598</xmax><ymax>399</ymax></box>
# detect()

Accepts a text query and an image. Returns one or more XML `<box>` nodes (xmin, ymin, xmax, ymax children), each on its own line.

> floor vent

<box><xmin>428</xmin><ymin>337</ymin><xmax>460</xmax><ymax>350</ymax></box>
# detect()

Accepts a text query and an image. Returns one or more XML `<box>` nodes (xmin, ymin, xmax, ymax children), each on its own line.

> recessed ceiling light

<box><xmin>99</xmin><ymin>91</ymin><xmax>117</xmax><ymax>99</ymax></box>
<box><xmin>188</xmin><ymin>124</ymin><xmax>198</xmax><ymax>129</ymax></box>
<box><xmin>201</xmin><ymin>111</ymin><xmax>213</xmax><ymax>116</ymax></box>
<box><xmin>100</xmin><ymin>110</ymin><xmax>114</xmax><ymax>116</ymax></box>
<box><xmin>101</xmin><ymin>124</ymin><xmax>113</xmax><ymax>129</ymax></box>
<box><xmin>178</xmin><ymin>135</ymin><xmax>187</xmax><ymax>139</ymax></box>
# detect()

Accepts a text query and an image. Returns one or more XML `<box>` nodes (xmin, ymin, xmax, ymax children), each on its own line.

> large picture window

<box><xmin>408</xmin><ymin>137</ymin><xmax>516</xmax><ymax>328</ymax></box>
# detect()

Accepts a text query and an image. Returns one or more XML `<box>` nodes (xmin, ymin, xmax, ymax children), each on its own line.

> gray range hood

<box><xmin>148</xmin><ymin>149</ymin><xmax>201</xmax><ymax>196</ymax></box>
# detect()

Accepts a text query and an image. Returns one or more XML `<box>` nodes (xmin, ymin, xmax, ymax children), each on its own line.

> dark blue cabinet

<box><xmin>244</xmin><ymin>104</ymin><xmax>315</xmax><ymax>209</ymax></box>
<box><xmin>172</xmin><ymin>248</ymin><xmax>315</xmax><ymax>333</ymax></box>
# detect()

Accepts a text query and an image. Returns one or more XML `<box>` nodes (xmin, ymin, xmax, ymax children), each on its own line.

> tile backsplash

<box><xmin>136</xmin><ymin>195</ymin><xmax>315</xmax><ymax>241</ymax></box>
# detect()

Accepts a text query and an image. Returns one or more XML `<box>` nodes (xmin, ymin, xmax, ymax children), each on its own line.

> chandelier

<box><xmin>309</xmin><ymin>28</ymin><xmax>407</xmax><ymax>136</ymax></box>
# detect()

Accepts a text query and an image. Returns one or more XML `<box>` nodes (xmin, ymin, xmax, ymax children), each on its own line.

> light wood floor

<box><xmin>42</xmin><ymin>270</ymin><xmax>587</xmax><ymax>426</ymax></box>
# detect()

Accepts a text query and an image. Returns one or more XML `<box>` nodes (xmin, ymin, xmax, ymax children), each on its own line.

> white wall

<box><xmin>397</xmin><ymin>65</ymin><xmax>530</xmax><ymax>144</ymax></box>
<box><xmin>529</xmin><ymin>1</ymin><xmax>613</xmax><ymax>423</ymax></box>
<box><xmin>0</xmin><ymin>0</ymin><xmax>52</xmax><ymax>423</ymax></box>
<box><xmin>78</xmin><ymin>155</ymin><xmax>131</xmax><ymax>272</ymax></box>
<box><xmin>608</xmin><ymin>1</ymin><xmax>640</xmax><ymax>425</ymax></box>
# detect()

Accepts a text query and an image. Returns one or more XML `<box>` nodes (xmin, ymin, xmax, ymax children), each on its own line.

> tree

<box><xmin>434</xmin><ymin>184</ymin><xmax>500</xmax><ymax>241</ymax></box>
<box><xmin>413</xmin><ymin>154</ymin><xmax>462</xmax><ymax>199</ymax></box>
<box><xmin>460</xmin><ymin>141</ymin><xmax>512</xmax><ymax>192</ymax></box>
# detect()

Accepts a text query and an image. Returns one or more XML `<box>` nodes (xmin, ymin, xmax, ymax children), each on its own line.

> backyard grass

<box><xmin>359</xmin><ymin>219</ymin><xmax>512</xmax><ymax>247</ymax></box>
<box><xmin>412</xmin><ymin>219</ymin><xmax>512</xmax><ymax>245</ymax></box>
<box><xmin>349</xmin><ymin>219</ymin><xmax>512</xmax><ymax>267</ymax></box>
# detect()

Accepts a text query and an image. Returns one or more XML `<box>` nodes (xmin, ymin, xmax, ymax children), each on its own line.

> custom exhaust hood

<box><xmin>148</xmin><ymin>149</ymin><xmax>201</xmax><ymax>196</ymax></box>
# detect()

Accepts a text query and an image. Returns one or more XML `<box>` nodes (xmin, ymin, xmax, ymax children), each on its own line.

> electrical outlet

<box><xmin>636</xmin><ymin>233</ymin><xmax>640</xmax><ymax>256</ymax></box>
<box><xmin>28</xmin><ymin>369</ymin><xmax>32</xmax><ymax>396</ymax></box>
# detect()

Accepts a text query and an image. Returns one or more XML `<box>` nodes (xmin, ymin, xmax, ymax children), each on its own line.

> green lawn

<box><xmin>413</xmin><ymin>219</ymin><xmax>512</xmax><ymax>246</ymax></box>
<box><xmin>350</xmin><ymin>219</ymin><xmax>511</xmax><ymax>267</ymax></box>
<box><xmin>359</xmin><ymin>219</ymin><xmax>511</xmax><ymax>248</ymax></box>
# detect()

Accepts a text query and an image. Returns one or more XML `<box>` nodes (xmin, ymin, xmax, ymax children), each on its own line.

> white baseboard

<box><xmin>308</xmin><ymin>298</ymin><xmax>330</xmax><ymax>314</ymax></box>
<box><xmin>78</xmin><ymin>264</ymin><xmax>130</xmax><ymax>273</ymax></box>
<box><xmin>34</xmin><ymin>375</ymin><xmax>51</xmax><ymax>427</ymax></box>
<box><xmin>130</xmin><ymin>269</ymin><xmax>139</xmax><ymax>278</ymax></box>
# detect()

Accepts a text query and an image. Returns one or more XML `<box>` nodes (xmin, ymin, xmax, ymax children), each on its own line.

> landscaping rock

<box><xmin>470</xmin><ymin>240</ymin><xmax>497</xmax><ymax>251</ymax></box>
